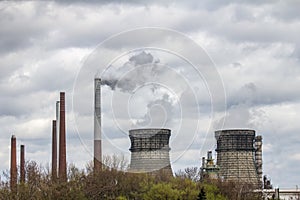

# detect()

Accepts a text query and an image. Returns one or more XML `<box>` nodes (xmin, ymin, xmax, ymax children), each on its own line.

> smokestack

<box><xmin>58</xmin><ymin>92</ymin><xmax>67</xmax><ymax>181</ymax></box>
<box><xmin>94</xmin><ymin>78</ymin><xmax>102</xmax><ymax>172</ymax></box>
<box><xmin>202</xmin><ymin>157</ymin><xmax>205</xmax><ymax>168</ymax></box>
<box><xmin>52</xmin><ymin>120</ymin><xmax>57</xmax><ymax>181</ymax></box>
<box><xmin>56</xmin><ymin>101</ymin><xmax>60</xmax><ymax>141</ymax></box>
<box><xmin>10</xmin><ymin>135</ymin><xmax>17</xmax><ymax>190</ymax></box>
<box><xmin>20</xmin><ymin>144</ymin><xmax>25</xmax><ymax>183</ymax></box>
<box><xmin>207</xmin><ymin>151</ymin><xmax>212</xmax><ymax>161</ymax></box>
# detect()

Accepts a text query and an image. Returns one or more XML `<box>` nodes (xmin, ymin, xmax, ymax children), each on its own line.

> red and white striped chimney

<box><xmin>94</xmin><ymin>78</ymin><xmax>102</xmax><ymax>172</ymax></box>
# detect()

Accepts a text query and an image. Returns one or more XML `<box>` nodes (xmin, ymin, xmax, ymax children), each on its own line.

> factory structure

<box><xmin>93</xmin><ymin>78</ymin><xmax>265</xmax><ymax>183</ymax></box>
<box><xmin>6</xmin><ymin>78</ymin><xmax>267</xmax><ymax>187</ymax></box>
<box><xmin>50</xmin><ymin>92</ymin><xmax>67</xmax><ymax>182</ymax></box>
<box><xmin>92</xmin><ymin>78</ymin><xmax>263</xmax><ymax>185</ymax></box>
<box><xmin>7</xmin><ymin>77</ymin><xmax>300</xmax><ymax>199</ymax></box>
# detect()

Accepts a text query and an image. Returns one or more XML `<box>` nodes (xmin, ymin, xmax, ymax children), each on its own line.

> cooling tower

<box><xmin>215</xmin><ymin>129</ymin><xmax>259</xmax><ymax>185</ymax></box>
<box><xmin>129</xmin><ymin>128</ymin><xmax>172</xmax><ymax>175</ymax></box>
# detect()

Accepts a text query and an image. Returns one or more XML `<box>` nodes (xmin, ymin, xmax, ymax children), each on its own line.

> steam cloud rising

<box><xmin>101</xmin><ymin>51</ymin><xmax>179</xmax><ymax>127</ymax></box>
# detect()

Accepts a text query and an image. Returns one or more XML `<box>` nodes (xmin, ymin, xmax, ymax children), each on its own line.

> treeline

<box><xmin>0</xmin><ymin>155</ymin><xmax>260</xmax><ymax>200</ymax></box>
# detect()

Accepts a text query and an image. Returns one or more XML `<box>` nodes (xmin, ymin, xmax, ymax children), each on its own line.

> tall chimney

<box><xmin>20</xmin><ymin>144</ymin><xmax>25</xmax><ymax>183</ymax></box>
<box><xmin>94</xmin><ymin>78</ymin><xmax>102</xmax><ymax>172</ymax></box>
<box><xmin>10</xmin><ymin>135</ymin><xmax>17</xmax><ymax>190</ymax></box>
<box><xmin>56</xmin><ymin>101</ymin><xmax>60</xmax><ymax>141</ymax></box>
<box><xmin>52</xmin><ymin>120</ymin><xmax>57</xmax><ymax>180</ymax></box>
<box><xmin>58</xmin><ymin>92</ymin><xmax>67</xmax><ymax>181</ymax></box>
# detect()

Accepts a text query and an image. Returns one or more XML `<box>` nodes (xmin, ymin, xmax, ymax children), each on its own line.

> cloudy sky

<box><xmin>1</xmin><ymin>1</ymin><xmax>300</xmax><ymax>188</ymax></box>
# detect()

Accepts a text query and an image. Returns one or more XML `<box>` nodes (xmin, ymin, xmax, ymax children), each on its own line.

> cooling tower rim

<box><xmin>129</xmin><ymin>128</ymin><xmax>171</xmax><ymax>132</ymax></box>
<box><xmin>215</xmin><ymin>129</ymin><xmax>255</xmax><ymax>133</ymax></box>
<box><xmin>129</xmin><ymin>128</ymin><xmax>171</xmax><ymax>137</ymax></box>
<box><xmin>215</xmin><ymin>129</ymin><xmax>255</xmax><ymax>140</ymax></box>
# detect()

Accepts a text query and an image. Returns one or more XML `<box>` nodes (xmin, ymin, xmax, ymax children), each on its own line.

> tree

<box><xmin>175</xmin><ymin>167</ymin><xmax>200</xmax><ymax>181</ymax></box>
<box><xmin>197</xmin><ymin>187</ymin><xmax>207</xmax><ymax>200</ymax></box>
<box><xmin>143</xmin><ymin>183</ymin><xmax>180</xmax><ymax>200</ymax></box>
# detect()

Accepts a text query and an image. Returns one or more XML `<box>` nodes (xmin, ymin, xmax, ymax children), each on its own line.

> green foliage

<box><xmin>0</xmin><ymin>157</ymin><xmax>258</xmax><ymax>200</ymax></box>
<box><xmin>197</xmin><ymin>187</ymin><xmax>206</xmax><ymax>200</ymax></box>
<box><xmin>116</xmin><ymin>196</ymin><xmax>127</xmax><ymax>200</ymax></box>
<box><xmin>203</xmin><ymin>183</ymin><xmax>227</xmax><ymax>200</ymax></box>
<box><xmin>171</xmin><ymin>177</ymin><xmax>199</xmax><ymax>199</ymax></box>
<box><xmin>143</xmin><ymin>183</ymin><xmax>180</xmax><ymax>200</ymax></box>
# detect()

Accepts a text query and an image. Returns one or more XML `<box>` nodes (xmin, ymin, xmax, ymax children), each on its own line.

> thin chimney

<box><xmin>94</xmin><ymin>78</ymin><xmax>102</xmax><ymax>172</ymax></box>
<box><xmin>10</xmin><ymin>135</ymin><xmax>17</xmax><ymax>190</ymax></box>
<box><xmin>52</xmin><ymin>120</ymin><xmax>57</xmax><ymax>180</ymax></box>
<box><xmin>20</xmin><ymin>144</ymin><xmax>25</xmax><ymax>183</ymax></box>
<box><xmin>58</xmin><ymin>92</ymin><xmax>67</xmax><ymax>181</ymax></box>
<box><xmin>56</xmin><ymin>101</ymin><xmax>60</xmax><ymax>139</ymax></box>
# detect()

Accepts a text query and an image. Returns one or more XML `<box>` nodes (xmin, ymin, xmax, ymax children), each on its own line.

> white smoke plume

<box><xmin>102</xmin><ymin>51</ymin><xmax>181</xmax><ymax>128</ymax></box>
<box><xmin>101</xmin><ymin>51</ymin><xmax>161</xmax><ymax>92</ymax></box>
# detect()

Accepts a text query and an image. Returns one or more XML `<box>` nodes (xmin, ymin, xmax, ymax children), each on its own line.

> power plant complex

<box><xmin>10</xmin><ymin>77</ymin><xmax>300</xmax><ymax>199</ymax></box>
<box><xmin>92</xmin><ymin>78</ymin><xmax>263</xmax><ymax>186</ymax></box>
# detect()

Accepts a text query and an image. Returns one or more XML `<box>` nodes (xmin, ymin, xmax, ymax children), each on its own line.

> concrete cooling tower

<box><xmin>215</xmin><ymin>129</ymin><xmax>262</xmax><ymax>186</ymax></box>
<box><xmin>129</xmin><ymin>128</ymin><xmax>172</xmax><ymax>175</ymax></box>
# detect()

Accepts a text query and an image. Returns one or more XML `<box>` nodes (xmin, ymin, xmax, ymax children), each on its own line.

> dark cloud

<box><xmin>0</xmin><ymin>2</ymin><xmax>52</xmax><ymax>54</ymax></box>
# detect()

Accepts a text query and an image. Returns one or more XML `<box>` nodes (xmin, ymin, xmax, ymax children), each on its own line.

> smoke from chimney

<box><xmin>101</xmin><ymin>51</ymin><xmax>160</xmax><ymax>92</ymax></box>
<box><xmin>101</xmin><ymin>51</ymin><xmax>179</xmax><ymax>128</ymax></box>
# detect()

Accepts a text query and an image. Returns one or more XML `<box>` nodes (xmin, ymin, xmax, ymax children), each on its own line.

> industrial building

<box><xmin>129</xmin><ymin>128</ymin><xmax>172</xmax><ymax>175</ymax></box>
<box><xmin>214</xmin><ymin>129</ymin><xmax>262</xmax><ymax>186</ymax></box>
<box><xmin>200</xmin><ymin>151</ymin><xmax>219</xmax><ymax>180</ymax></box>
